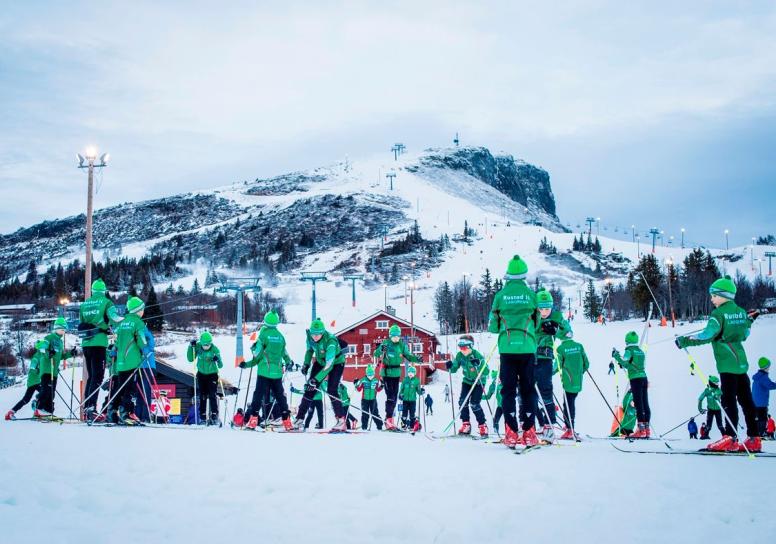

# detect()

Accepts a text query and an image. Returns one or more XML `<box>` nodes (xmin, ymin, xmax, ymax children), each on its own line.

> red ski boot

<box><xmin>630</xmin><ymin>423</ymin><xmax>649</xmax><ymax>439</ymax></box>
<box><xmin>458</xmin><ymin>422</ymin><xmax>472</xmax><ymax>435</ymax></box>
<box><xmin>4</xmin><ymin>410</ymin><xmax>15</xmax><ymax>421</ymax></box>
<box><xmin>412</xmin><ymin>420</ymin><xmax>421</xmax><ymax>433</ymax></box>
<box><xmin>246</xmin><ymin>415</ymin><xmax>259</xmax><ymax>430</ymax></box>
<box><xmin>706</xmin><ymin>435</ymin><xmax>738</xmax><ymax>452</ymax></box>
<box><xmin>559</xmin><ymin>427</ymin><xmax>574</xmax><ymax>440</ymax></box>
<box><xmin>282</xmin><ymin>418</ymin><xmax>294</xmax><ymax>431</ymax></box>
<box><xmin>385</xmin><ymin>417</ymin><xmax>397</xmax><ymax>431</ymax></box>
<box><xmin>522</xmin><ymin>427</ymin><xmax>540</xmax><ymax>447</ymax></box>
<box><xmin>739</xmin><ymin>436</ymin><xmax>762</xmax><ymax>453</ymax></box>
<box><xmin>331</xmin><ymin>417</ymin><xmax>347</xmax><ymax>433</ymax></box>
<box><xmin>503</xmin><ymin>425</ymin><xmax>521</xmax><ymax>449</ymax></box>
<box><xmin>478</xmin><ymin>424</ymin><xmax>489</xmax><ymax>438</ymax></box>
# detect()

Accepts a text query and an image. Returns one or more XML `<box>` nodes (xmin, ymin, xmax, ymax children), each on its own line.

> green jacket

<box><xmin>356</xmin><ymin>376</ymin><xmax>382</xmax><ymax>401</ymax></box>
<box><xmin>27</xmin><ymin>348</ymin><xmax>46</xmax><ymax>387</ymax></box>
<box><xmin>187</xmin><ymin>343</ymin><xmax>222</xmax><ymax>375</ymax></box>
<box><xmin>483</xmin><ymin>380</ymin><xmax>502</xmax><ymax>407</ymax></box>
<box><xmin>536</xmin><ymin>310</ymin><xmax>570</xmax><ymax>356</ymax></box>
<box><xmin>79</xmin><ymin>293</ymin><xmax>120</xmax><ymax>348</ymax></box>
<box><xmin>682</xmin><ymin>301</ymin><xmax>752</xmax><ymax>374</ymax></box>
<box><xmin>247</xmin><ymin>325</ymin><xmax>291</xmax><ymax>379</ymax></box>
<box><xmin>450</xmin><ymin>349</ymin><xmax>489</xmax><ymax>385</ymax></box>
<box><xmin>374</xmin><ymin>339</ymin><xmax>419</xmax><ymax>378</ymax></box>
<box><xmin>115</xmin><ymin>314</ymin><xmax>148</xmax><ymax>372</ymax></box>
<box><xmin>556</xmin><ymin>339</ymin><xmax>589</xmax><ymax>393</ymax></box>
<box><xmin>614</xmin><ymin>345</ymin><xmax>647</xmax><ymax>380</ymax></box>
<box><xmin>338</xmin><ymin>383</ymin><xmax>351</xmax><ymax>408</ymax></box>
<box><xmin>698</xmin><ymin>385</ymin><xmax>722</xmax><ymax>412</ymax></box>
<box><xmin>40</xmin><ymin>333</ymin><xmax>73</xmax><ymax>377</ymax></box>
<box><xmin>304</xmin><ymin>331</ymin><xmax>346</xmax><ymax>382</ymax></box>
<box><xmin>488</xmin><ymin>280</ymin><xmax>539</xmax><ymax>354</ymax></box>
<box><xmin>612</xmin><ymin>390</ymin><xmax>637</xmax><ymax>435</ymax></box>
<box><xmin>400</xmin><ymin>376</ymin><xmax>422</xmax><ymax>402</ymax></box>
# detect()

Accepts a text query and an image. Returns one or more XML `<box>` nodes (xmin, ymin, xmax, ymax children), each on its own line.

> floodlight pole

<box><xmin>77</xmin><ymin>150</ymin><xmax>108</xmax><ymax>299</ymax></box>
<box><xmin>301</xmin><ymin>272</ymin><xmax>328</xmax><ymax>321</ymax></box>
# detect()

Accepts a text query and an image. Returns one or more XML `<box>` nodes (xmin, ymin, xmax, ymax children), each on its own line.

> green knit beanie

<box><xmin>264</xmin><ymin>311</ymin><xmax>280</xmax><ymax>327</ymax></box>
<box><xmin>200</xmin><ymin>331</ymin><xmax>213</xmax><ymax>345</ymax></box>
<box><xmin>389</xmin><ymin>324</ymin><xmax>402</xmax><ymax>338</ymax></box>
<box><xmin>309</xmin><ymin>319</ymin><xmax>326</xmax><ymax>335</ymax></box>
<box><xmin>708</xmin><ymin>375</ymin><xmax>720</xmax><ymax>384</ymax></box>
<box><xmin>52</xmin><ymin>317</ymin><xmax>68</xmax><ymax>331</ymax></box>
<box><xmin>537</xmin><ymin>289</ymin><xmax>554</xmax><ymax>309</ymax></box>
<box><xmin>709</xmin><ymin>276</ymin><xmax>736</xmax><ymax>300</ymax></box>
<box><xmin>91</xmin><ymin>278</ymin><xmax>107</xmax><ymax>294</ymax></box>
<box><xmin>625</xmin><ymin>331</ymin><xmax>639</xmax><ymax>345</ymax></box>
<box><xmin>407</xmin><ymin>365</ymin><xmax>416</xmax><ymax>376</ymax></box>
<box><xmin>505</xmin><ymin>255</ymin><xmax>528</xmax><ymax>280</ymax></box>
<box><xmin>759</xmin><ymin>357</ymin><xmax>771</xmax><ymax>370</ymax></box>
<box><xmin>366</xmin><ymin>364</ymin><xmax>375</xmax><ymax>379</ymax></box>
<box><xmin>126</xmin><ymin>296</ymin><xmax>145</xmax><ymax>314</ymax></box>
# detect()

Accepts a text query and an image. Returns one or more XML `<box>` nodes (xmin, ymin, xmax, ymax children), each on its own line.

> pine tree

<box><xmin>583</xmin><ymin>279</ymin><xmax>602</xmax><ymax>322</ymax></box>
<box><xmin>144</xmin><ymin>285</ymin><xmax>164</xmax><ymax>332</ymax></box>
<box><xmin>190</xmin><ymin>279</ymin><xmax>201</xmax><ymax>295</ymax></box>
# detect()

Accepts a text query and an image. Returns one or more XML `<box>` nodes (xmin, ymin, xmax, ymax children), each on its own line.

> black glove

<box><xmin>213</xmin><ymin>355</ymin><xmax>220</xmax><ymax>363</ymax></box>
<box><xmin>70</xmin><ymin>347</ymin><xmax>78</xmax><ymax>357</ymax></box>
<box><xmin>301</xmin><ymin>364</ymin><xmax>310</xmax><ymax>375</ymax></box>
<box><xmin>608</xmin><ymin>362</ymin><xmax>615</xmax><ymax>375</ymax></box>
<box><xmin>541</xmin><ymin>321</ymin><xmax>559</xmax><ymax>335</ymax></box>
<box><xmin>305</xmin><ymin>378</ymin><xmax>319</xmax><ymax>393</ymax></box>
<box><xmin>239</xmin><ymin>362</ymin><xmax>247</xmax><ymax>369</ymax></box>
<box><xmin>700</xmin><ymin>408</ymin><xmax>707</xmax><ymax>415</ymax></box>
<box><xmin>189</xmin><ymin>340</ymin><xmax>197</xmax><ymax>347</ymax></box>
<box><xmin>611</xmin><ymin>348</ymin><xmax>618</xmax><ymax>358</ymax></box>
<box><xmin>445</xmin><ymin>360</ymin><xmax>453</xmax><ymax>370</ymax></box>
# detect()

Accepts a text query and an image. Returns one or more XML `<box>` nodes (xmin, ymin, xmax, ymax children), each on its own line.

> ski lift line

<box><xmin>638</xmin><ymin>272</ymin><xmax>666</xmax><ymax>320</ymax></box>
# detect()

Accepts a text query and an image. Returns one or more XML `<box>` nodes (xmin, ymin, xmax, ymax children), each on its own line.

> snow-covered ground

<box><xmin>2</xmin><ymin>316</ymin><xmax>775</xmax><ymax>543</ymax></box>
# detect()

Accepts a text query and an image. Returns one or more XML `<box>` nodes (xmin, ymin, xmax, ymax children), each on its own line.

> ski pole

<box><xmin>561</xmin><ymin>388</ymin><xmax>579</xmax><ymax>444</ymax></box>
<box><xmin>534</xmin><ymin>382</ymin><xmax>556</xmax><ymax>442</ymax></box>
<box><xmin>54</xmin><ymin>388</ymin><xmax>79</xmax><ymax>420</ymax></box>
<box><xmin>242</xmin><ymin>368</ymin><xmax>254</xmax><ymax>416</ymax></box>
<box><xmin>447</xmin><ymin>370</ymin><xmax>457</xmax><ymax>432</ymax></box>
<box><xmin>232</xmin><ymin>366</ymin><xmax>244</xmax><ymax>419</ymax></box>
<box><xmin>585</xmin><ymin>369</ymin><xmax>622</xmax><ymax>429</ymax></box>
<box><xmin>659</xmin><ymin>411</ymin><xmax>703</xmax><ymax>438</ymax></box>
<box><xmin>441</xmin><ymin>345</ymin><xmax>495</xmax><ymax>435</ymax></box>
<box><xmin>88</xmin><ymin>366</ymin><xmax>142</xmax><ymax>425</ymax></box>
<box><xmin>313</xmin><ymin>384</ymin><xmax>389</xmax><ymax>426</ymax></box>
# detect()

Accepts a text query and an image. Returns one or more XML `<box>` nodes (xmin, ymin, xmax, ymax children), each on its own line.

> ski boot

<box><xmin>644</xmin><ymin>424</ymin><xmax>651</xmax><ymax>438</ymax></box>
<box><xmin>560</xmin><ymin>427</ymin><xmax>575</xmax><ymax>440</ymax></box>
<box><xmin>34</xmin><ymin>409</ymin><xmax>52</xmax><ymax>419</ymax></box>
<box><xmin>541</xmin><ymin>424</ymin><xmax>554</xmax><ymax>440</ymax></box>
<box><xmin>630</xmin><ymin>422</ymin><xmax>649</xmax><ymax>439</ymax></box>
<box><xmin>92</xmin><ymin>412</ymin><xmax>106</xmax><ymax>423</ymax></box>
<box><xmin>232</xmin><ymin>410</ymin><xmax>245</xmax><ymax>428</ymax></box>
<box><xmin>246</xmin><ymin>416</ymin><xmax>259</xmax><ymax>430</ymax></box>
<box><xmin>5</xmin><ymin>410</ymin><xmax>15</xmax><ymax>421</ymax></box>
<box><xmin>706</xmin><ymin>435</ymin><xmax>739</xmax><ymax>452</ymax></box>
<box><xmin>412</xmin><ymin>420</ymin><xmax>421</xmax><ymax>433</ymax></box>
<box><xmin>503</xmin><ymin>425</ymin><xmax>521</xmax><ymax>449</ymax></box>
<box><xmin>331</xmin><ymin>417</ymin><xmax>347</xmax><ymax>433</ymax></box>
<box><xmin>105</xmin><ymin>409</ymin><xmax>119</xmax><ymax>424</ymax></box>
<box><xmin>384</xmin><ymin>417</ymin><xmax>397</xmax><ymax>431</ymax></box>
<box><xmin>478</xmin><ymin>423</ymin><xmax>489</xmax><ymax>438</ymax></box>
<box><xmin>292</xmin><ymin>418</ymin><xmax>306</xmax><ymax>431</ymax></box>
<box><xmin>739</xmin><ymin>436</ymin><xmax>762</xmax><ymax>453</ymax></box>
<box><xmin>282</xmin><ymin>418</ymin><xmax>294</xmax><ymax>431</ymax></box>
<box><xmin>522</xmin><ymin>427</ymin><xmax>540</xmax><ymax>447</ymax></box>
<box><xmin>458</xmin><ymin>421</ymin><xmax>472</xmax><ymax>435</ymax></box>
<box><xmin>209</xmin><ymin>415</ymin><xmax>220</xmax><ymax>427</ymax></box>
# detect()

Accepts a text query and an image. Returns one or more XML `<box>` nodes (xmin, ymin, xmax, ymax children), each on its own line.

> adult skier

<box><xmin>555</xmin><ymin>329</ymin><xmax>589</xmax><ymax>439</ymax></box>
<box><xmin>447</xmin><ymin>334</ymin><xmax>489</xmax><ymax>437</ymax></box>
<box><xmin>241</xmin><ymin>311</ymin><xmax>294</xmax><ymax>431</ymax></box>
<box><xmin>534</xmin><ymin>289</ymin><xmax>569</xmax><ymax>438</ymax></box>
<box><xmin>613</xmin><ymin>331</ymin><xmax>651</xmax><ymax>438</ymax></box>
<box><xmin>109</xmin><ymin>296</ymin><xmax>149</xmax><ymax>425</ymax></box>
<box><xmin>5</xmin><ymin>340</ymin><xmax>46</xmax><ymax>420</ymax></box>
<box><xmin>752</xmin><ymin>357</ymin><xmax>776</xmax><ymax>437</ymax></box>
<box><xmin>488</xmin><ymin>255</ymin><xmax>540</xmax><ymax>448</ymax></box>
<box><xmin>355</xmin><ymin>364</ymin><xmax>383</xmax><ymax>430</ymax></box>
<box><xmin>293</xmin><ymin>319</ymin><xmax>347</xmax><ymax>432</ymax></box>
<box><xmin>399</xmin><ymin>365</ymin><xmax>422</xmax><ymax>432</ymax></box>
<box><xmin>676</xmin><ymin>276</ymin><xmax>760</xmax><ymax>452</ymax></box>
<box><xmin>79</xmin><ymin>278</ymin><xmax>123</xmax><ymax>419</ymax></box>
<box><xmin>37</xmin><ymin>317</ymin><xmax>76</xmax><ymax>416</ymax></box>
<box><xmin>697</xmin><ymin>375</ymin><xmax>724</xmax><ymax>439</ymax></box>
<box><xmin>187</xmin><ymin>331</ymin><xmax>223</xmax><ymax>425</ymax></box>
<box><xmin>373</xmin><ymin>324</ymin><xmax>419</xmax><ymax>430</ymax></box>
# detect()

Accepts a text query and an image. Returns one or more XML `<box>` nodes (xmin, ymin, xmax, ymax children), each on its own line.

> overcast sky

<box><xmin>2</xmin><ymin>1</ymin><xmax>775</xmax><ymax>247</ymax></box>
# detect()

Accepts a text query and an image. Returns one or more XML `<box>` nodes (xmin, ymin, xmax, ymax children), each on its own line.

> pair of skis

<box><xmin>610</xmin><ymin>443</ymin><xmax>776</xmax><ymax>458</ymax></box>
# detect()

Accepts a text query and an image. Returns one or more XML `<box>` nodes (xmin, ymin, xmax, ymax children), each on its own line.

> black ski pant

<box><xmin>562</xmin><ymin>391</ymin><xmax>578</xmax><ymax>429</ymax></box>
<box><xmin>304</xmin><ymin>399</ymin><xmax>323</xmax><ymax>428</ymax></box>
<box><xmin>630</xmin><ymin>377</ymin><xmax>651</xmax><ymax>423</ymax></box>
<box><xmin>535</xmin><ymin>356</ymin><xmax>557</xmax><ymax>426</ymax></box>
<box><xmin>705</xmin><ymin>409</ymin><xmax>724</xmax><ymax>436</ymax></box>
<box><xmin>500</xmin><ymin>353</ymin><xmax>537</xmax><ymax>432</ymax></box>
<box><xmin>82</xmin><ymin>346</ymin><xmax>106</xmax><ymax>410</ymax></box>
<box><xmin>690</xmin><ymin>432</ymin><xmax>698</xmax><ymax>439</ymax></box>
<box><xmin>361</xmin><ymin>398</ymin><xmax>382</xmax><ymax>430</ymax></box>
<box><xmin>425</xmin><ymin>400</ymin><xmax>433</xmax><ymax>415</ymax></box>
<box><xmin>12</xmin><ymin>384</ymin><xmax>40</xmax><ymax>413</ymax></box>
<box><xmin>297</xmin><ymin>362</ymin><xmax>345</xmax><ymax>420</ymax></box>
<box><xmin>110</xmin><ymin>370</ymin><xmax>138</xmax><ymax>415</ymax></box>
<box><xmin>755</xmin><ymin>406</ymin><xmax>769</xmax><ymax>437</ymax></box>
<box><xmin>38</xmin><ymin>374</ymin><xmax>56</xmax><ymax>413</ymax></box>
<box><xmin>401</xmin><ymin>400</ymin><xmax>417</xmax><ymax>427</ymax></box>
<box><xmin>493</xmin><ymin>406</ymin><xmax>503</xmax><ymax>428</ymax></box>
<box><xmin>383</xmin><ymin>375</ymin><xmax>400</xmax><ymax>419</ymax></box>
<box><xmin>196</xmin><ymin>372</ymin><xmax>219</xmax><ymax>419</ymax></box>
<box><xmin>458</xmin><ymin>382</ymin><xmax>486</xmax><ymax>425</ymax></box>
<box><xmin>720</xmin><ymin>372</ymin><xmax>757</xmax><ymax>438</ymax></box>
<box><xmin>249</xmin><ymin>376</ymin><xmax>289</xmax><ymax>422</ymax></box>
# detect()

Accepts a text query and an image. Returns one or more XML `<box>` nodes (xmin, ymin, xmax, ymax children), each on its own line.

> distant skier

<box><xmin>752</xmin><ymin>357</ymin><xmax>776</xmax><ymax>437</ymax></box>
<box><xmin>534</xmin><ymin>289</ymin><xmax>570</xmax><ymax>439</ymax></box>
<box><xmin>425</xmin><ymin>392</ymin><xmax>433</xmax><ymax>415</ymax></box>
<box><xmin>700</xmin><ymin>422</ymin><xmax>708</xmax><ymax>439</ymax></box>
<box><xmin>373</xmin><ymin>324</ymin><xmax>419</xmax><ymax>431</ymax></box>
<box><xmin>399</xmin><ymin>365</ymin><xmax>422</xmax><ymax>432</ymax></box>
<box><xmin>109</xmin><ymin>297</ymin><xmax>149</xmax><ymax>425</ymax></box>
<box><xmin>555</xmin><ymin>328</ymin><xmax>589</xmax><ymax>440</ymax></box>
<box><xmin>488</xmin><ymin>255</ymin><xmax>540</xmax><ymax>448</ymax></box>
<box><xmin>37</xmin><ymin>317</ymin><xmax>76</xmax><ymax>417</ymax></box>
<box><xmin>767</xmin><ymin>415</ymin><xmax>775</xmax><ymax>440</ymax></box>
<box><xmin>482</xmin><ymin>370</ymin><xmax>503</xmax><ymax>434</ymax></box>
<box><xmin>444</xmin><ymin>384</ymin><xmax>450</xmax><ymax>403</ymax></box>
<box><xmin>187</xmin><ymin>331</ymin><xmax>223</xmax><ymax>426</ymax></box>
<box><xmin>355</xmin><ymin>364</ymin><xmax>383</xmax><ymax>430</ymax></box>
<box><xmin>697</xmin><ymin>375</ymin><xmax>724</xmax><ymax>439</ymax></box>
<box><xmin>5</xmin><ymin>340</ymin><xmax>46</xmax><ymax>420</ymax></box>
<box><xmin>447</xmin><ymin>334</ymin><xmax>489</xmax><ymax>437</ymax></box>
<box><xmin>676</xmin><ymin>276</ymin><xmax>760</xmax><ymax>452</ymax></box>
<box><xmin>688</xmin><ymin>417</ymin><xmax>698</xmax><ymax>439</ymax></box>
<box><xmin>613</xmin><ymin>331</ymin><xmax>651</xmax><ymax>438</ymax></box>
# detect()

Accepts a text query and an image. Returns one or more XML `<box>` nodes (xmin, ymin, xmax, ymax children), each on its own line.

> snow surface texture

<box><xmin>2</xmin><ymin>318</ymin><xmax>775</xmax><ymax>544</ymax></box>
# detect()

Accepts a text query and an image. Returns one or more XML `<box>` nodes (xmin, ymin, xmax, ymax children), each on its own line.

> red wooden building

<box><xmin>335</xmin><ymin>311</ymin><xmax>450</xmax><ymax>384</ymax></box>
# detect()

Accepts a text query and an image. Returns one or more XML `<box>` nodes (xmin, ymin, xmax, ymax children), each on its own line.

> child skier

<box><xmin>752</xmin><ymin>357</ymin><xmax>776</xmax><ymax>437</ymax></box>
<box><xmin>535</xmin><ymin>289</ymin><xmax>570</xmax><ymax>438</ymax></box>
<box><xmin>488</xmin><ymin>255</ymin><xmax>540</xmax><ymax>448</ymax></box>
<box><xmin>373</xmin><ymin>324</ymin><xmax>419</xmax><ymax>430</ymax></box>
<box><xmin>447</xmin><ymin>335</ymin><xmax>489</xmax><ymax>437</ymax></box>
<box><xmin>697</xmin><ymin>375</ymin><xmax>724</xmax><ymax>439</ymax></box>
<box><xmin>5</xmin><ymin>340</ymin><xmax>46</xmax><ymax>420</ymax></box>
<box><xmin>240</xmin><ymin>311</ymin><xmax>294</xmax><ymax>431</ymax></box>
<box><xmin>425</xmin><ymin>393</ymin><xmax>433</xmax><ymax>415</ymax></box>
<box><xmin>482</xmin><ymin>370</ymin><xmax>503</xmax><ymax>434</ymax></box>
<box><xmin>187</xmin><ymin>331</ymin><xmax>223</xmax><ymax>425</ymax></box>
<box><xmin>338</xmin><ymin>382</ymin><xmax>358</xmax><ymax>430</ymax></box>
<box><xmin>109</xmin><ymin>296</ymin><xmax>149</xmax><ymax>425</ymax></box>
<box><xmin>688</xmin><ymin>418</ymin><xmax>698</xmax><ymax>439</ymax></box>
<box><xmin>37</xmin><ymin>317</ymin><xmax>76</xmax><ymax>417</ymax></box>
<box><xmin>555</xmin><ymin>329</ymin><xmax>589</xmax><ymax>440</ymax></box>
<box><xmin>767</xmin><ymin>415</ymin><xmax>775</xmax><ymax>440</ymax></box>
<box><xmin>399</xmin><ymin>365</ymin><xmax>422</xmax><ymax>432</ymax></box>
<box><xmin>613</xmin><ymin>331</ymin><xmax>651</xmax><ymax>438</ymax></box>
<box><xmin>294</xmin><ymin>319</ymin><xmax>347</xmax><ymax>431</ymax></box>
<box><xmin>609</xmin><ymin>390</ymin><xmax>637</xmax><ymax>437</ymax></box>
<box><xmin>355</xmin><ymin>364</ymin><xmax>383</xmax><ymax>430</ymax></box>
<box><xmin>676</xmin><ymin>276</ymin><xmax>759</xmax><ymax>452</ymax></box>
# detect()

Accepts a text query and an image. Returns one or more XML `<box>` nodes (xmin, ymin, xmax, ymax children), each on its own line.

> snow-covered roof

<box><xmin>336</xmin><ymin>310</ymin><xmax>437</xmax><ymax>339</ymax></box>
<box><xmin>0</xmin><ymin>304</ymin><xmax>35</xmax><ymax>311</ymax></box>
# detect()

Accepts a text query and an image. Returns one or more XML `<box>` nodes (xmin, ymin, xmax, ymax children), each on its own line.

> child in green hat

<box><xmin>613</xmin><ymin>330</ymin><xmax>650</xmax><ymax>438</ymax></box>
<box><xmin>5</xmin><ymin>340</ymin><xmax>47</xmax><ymax>420</ymax></box>
<box><xmin>37</xmin><ymin>317</ymin><xmax>76</xmax><ymax>417</ymax></box>
<box><xmin>447</xmin><ymin>334</ymin><xmax>489</xmax><ymax>437</ymax></box>
<box><xmin>555</xmin><ymin>328</ymin><xmax>589</xmax><ymax>440</ymax></box>
<box><xmin>698</xmin><ymin>375</ymin><xmax>724</xmax><ymax>439</ymax></box>
<box><xmin>373</xmin><ymin>323</ymin><xmax>419</xmax><ymax>431</ymax></box>
<box><xmin>752</xmin><ymin>357</ymin><xmax>776</xmax><ymax>437</ymax></box>
<box><xmin>109</xmin><ymin>296</ymin><xmax>148</xmax><ymax>424</ymax></box>
<box><xmin>355</xmin><ymin>364</ymin><xmax>383</xmax><ymax>430</ymax></box>
<box><xmin>399</xmin><ymin>365</ymin><xmax>423</xmax><ymax>432</ymax></box>
<box><xmin>187</xmin><ymin>330</ymin><xmax>223</xmax><ymax>425</ymax></box>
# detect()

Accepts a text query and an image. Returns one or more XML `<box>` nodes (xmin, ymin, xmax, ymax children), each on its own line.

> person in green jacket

<box><xmin>676</xmin><ymin>276</ymin><xmax>759</xmax><ymax>452</ymax></box>
<box><xmin>187</xmin><ymin>330</ymin><xmax>223</xmax><ymax>425</ymax></box>
<box><xmin>355</xmin><ymin>364</ymin><xmax>383</xmax><ymax>430</ymax></box>
<box><xmin>610</xmin><ymin>390</ymin><xmax>637</xmax><ymax>437</ymax></box>
<box><xmin>447</xmin><ymin>334</ymin><xmax>490</xmax><ymax>437</ymax></box>
<box><xmin>613</xmin><ymin>331</ymin><xmax>650</xmax><ymax>438</ymax></box>
<box><xmin>482</xmin><ymin>370</ymin><xmax>503</xmax><ymax>433</ymax></box>
<box><xmin>338</xmin><ymin>382</ymin><xmax>358</xmax><ymax>430</ymax></box>
<box><xmin>300</xmin><ymin>380</ymin><xmax>325</xmax><ymax>429</ymax></box>
<box><xmin>555</xmin><ymin>329</ymin><xmax>589</xmax><ymax>439</ymax></box>
<box><xmin>109</xmin><ymin>296</ymin><xmax>149</xmax><ymax>424</ymax></box>
<box><xmin>294</xmin><ymin>319</ymin><xmax>348</xmax><ymax>432</ymax></box>
<box><xmin>534</xmin><ymin>289</ymin><xmax>570</xmax><ymax>437</ymax></box>
<box><xmin>698</xmin><ymin>375</ymin><xmax>724</xmax><ymax>439</ymax></box>
<box><xmin>79</xmin><ymin>278</ymin><xmax>123</xmax><ymax>416</ymax></box>
<box><xmin>373</xmin><ymin>323</ymin><xmax>419</xmax><ymax>430</ymax></box>
<box><xmin>399</xmin><ymin>365</ymin><xmax>423</xmax><ymax>432</ymax></box>
<box><xmin>5</xmin><ymin>340</ymin><xmax>47</xmax><ymax>420</ymax></box>
<box><xmin>240</xmin><ymin>311</ymin><xmax>294</xmax><ymax>430</ymax></box>
<box><xmin>37</xmin><ymin>317</ymin><xmax>76</xmax><ymax>416</ymax></box>
<box><xmin>488</xmin><ymin>255</ymin><xmax>540</xmax><ymax>448</ymax></box>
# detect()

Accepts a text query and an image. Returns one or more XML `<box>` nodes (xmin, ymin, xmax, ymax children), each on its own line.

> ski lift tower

<box><xmin>343</xmin><ymin>274</ymin><xmax>365</xmax><ymax>307</ymax></box>
<box><xmin>218</xmin><ymin>277</ymin><xmax>261</xmax><ymax>367</ymax></box>
<box><xmin>585</xmin><ymin>217</ymin><xmax>595</xmax><ymax>238</ymax></box>
<box><xmin>301</xmin><ymin>271</ymin><xmax>328</xmax><ymax>321</ymax></box>
<box><xmin>649</xmin><ymin>228</ymin><xmax>661</xmax><ymax>253</ymax></box>
<box><xmin>765</xmin><ymin>251</ymin><xmax>776</xmax><ymax>276</ymax></box>
<box><xmin>386</xmin><ymin>170</ymin><xmax>397</xmax><ymax>191</ymax></box>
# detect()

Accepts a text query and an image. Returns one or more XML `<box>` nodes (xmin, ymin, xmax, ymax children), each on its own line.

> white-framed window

<box><xmin>359</xmin><ymin>328</ymin><xmax>369</xmax><ymax>335</ymax></box>
<box><xmin>346</xmin><ymin>345</ymin><xmax>357</xmax><ymax>355</ymax></box>
<box><xmin>376</xmin><ymin>320</ymin><xmax>389</xmax><ymax>330</ymax></box>
<box><xmin>363</xmin><ymin>344</ymin><xmax>371</xmax><ymax>355</ymax></box>
<box><xmin>412</xmin><ymin>343</ymin><xmax>423</xmax><ymax>354</ymax></box>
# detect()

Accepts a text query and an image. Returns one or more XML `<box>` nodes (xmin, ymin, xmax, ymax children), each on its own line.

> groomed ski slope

<box><xmin>2</xmin><ymin>317</ymin><xmax>775</xmax><ymax>544</ymax></box>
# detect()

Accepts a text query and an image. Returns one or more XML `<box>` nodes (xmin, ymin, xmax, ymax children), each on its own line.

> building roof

<box><xmin>156</xmin><ymin>358</ymin><xmax>238</xmax><ymax>395</ymax></box>
<box><xmin>335</xmin><ymin>310</ymin><xmax>437</xmax><ymax>338</ymax></box>
<box><xmin>0</xmin><ymin>304</ymin><xmax>35</xmax><ymax>311</ymax></box>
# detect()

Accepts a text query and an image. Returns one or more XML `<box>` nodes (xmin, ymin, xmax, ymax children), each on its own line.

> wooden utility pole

<box><xmin>77</xmin><ymin>149</ymin><xmax>108</xmax><ymax>298</ymax></box>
